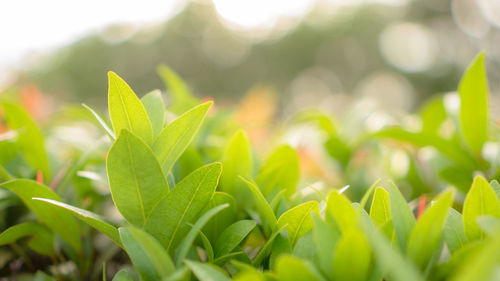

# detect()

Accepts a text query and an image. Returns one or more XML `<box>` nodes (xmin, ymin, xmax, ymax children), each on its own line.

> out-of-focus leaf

<box><xmin>1</xmin><ymin>101</ymin><xmax>49</xmax><ymax>178</ymax></box>
<box><xmin>407</xmin><ymin>190</ymin><xmax>453</xmax><ymax>269</ymax></box>
<box><xmin>256</xmin><ymin>145</ymin><xmax>299</xmax><ymax>199</ymax></box>
<box><xmin>253</xmin><ymin>225</ymin><xmax>288</xmax><ymax>266</ymax></box>
<box><xmin>157</xmin><ymin>65</ymin><xmax>200</xmax><ymax>114</ymax></box>
<box><xmin>119</xmin><ymin>227</ymin><xmax>175</xmax><ymax>281</ymax></box>
<box><xmin>458</xmin><ymin>53</ymin><xmax>489</xmax><ymax>156</ymax></box>
<box><xmin>312</xmin><ymin>213</ymin><xmax>339</xmax><ymax>279</ymax></box>
<box><xmin>0</xmin><ymin>222</ymin><xmax>53</xmax><ymax>256</ymax></box>
<box><xmin>184</xmin><ymin>260</ymin><xmax>231</xmax><ymax>281</ymax></box>
<box><xmin>112</xmin><ymin>269</ymin><xmax>135</xmax><ymax>281</ymax></box>
<box><xmin>0</xmin><ymin>179</ymin><xmax>81</xmax><ymax>252</ymax></box>
<box><xmin>141</xmin><ymin>90</ymin><xmax>165</xmax><ymax>138</ymax></box>
<box><xmin>152</xmin><ymin>102</ymin><xmax>212</xmax><ymax>174</ymax></box>
<box><xmin>202</xmin><ymin>192</ymin><xmax>236</xmax><ymax>244</ymax></box>
<box><xmin>144</xmin><ymin>163</ymin><xmax>221</xmax><ymax>252</ymax></box>
<box><xmin>107</xmin><ymin>129</ymin><xmax>168</xmax><ymax>227</ymax></box>
<box><xmin>199</xmin><ymin>231</ymin><xmax>214</xmax><ymax>262</ymax></box>
<box><xmin>443</xmin><ymin>208</ymin><xmax>467</xmax><ymax>254</ymax></box>
<box><xmin>276</xmin><ymin>201</ymin><xmax>319</xmax><ymax>247</ymax></box>
<box><xmin>107</xmin><ymin>71</ymin><xmax>153</xmax><ymax>144</ymax></box>
<box><xmin>326</xmin><ymin>190</ymin><xmax>357</xmax><ymax>231</ymax></box>
<box><xmin>419</xmin><ymin>96</ymin><xmax>447</xmax><ymax>135</ymax></box>
<box><xmin>240</xmin><ymin>176</ymin><xmax>277</xmax><ymax>236</ymax></box>
<box><xmin>82</xmin><ymin>103</ymin><xmax>115</xmax><ymax>140</ymax></box>
<box><xmin>333</xmin><ymin>229</ymin><xmax>371</xmax><ymax>281</ymax></box>
<box><xmin>175</xmin><ymin>204</ymin><xmax>229</xmax><ymax>266</ymax></box>
<box><xmin>214</xmin><ymin>220</ymin><xmax>256</xmax><ymax>257</ymax></box>
<box><xmin>275</xmin><ymin>255</ymin><xmax>323</xmax><ymax>281</ymax></box>
<box><xmin>388</xmin><ymin>182</ymin><xmax>415</xmax><ymax>251</ymax></box>
<box><xmin>33</xmin><ymin>198</ymin><xmax>122</xmax><ymax>247</ymax></box>
<box><xmin>463</xmin><ymin>176</ymin><xmax>500</xmax><ymax>241</ymax></box>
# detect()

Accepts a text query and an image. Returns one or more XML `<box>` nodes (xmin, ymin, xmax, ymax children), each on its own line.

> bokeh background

<box><xmin>2</xmin><ymin>0</ymin><xmax>500</xmax><ymax>118</ymax></box>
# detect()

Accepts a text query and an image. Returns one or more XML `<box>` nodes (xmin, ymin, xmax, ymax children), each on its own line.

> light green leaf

<box><xmin>107</xmin><ymin>71</ymin><xmax>153</xmax><ymax>144</ymax></box>
<box><xmin>82</xmin><ymin>103</ymin><xmax>115</xmax><ymax>140</ymax></box>
<box><xmin>220</xmin><ymin>130</ymin><xmax>253</xmax><ymax>201</ymax></box>
<box><xmin>144</xmin><ymin>163</ymin><xmax>222</xmax><ymax>252</ymax></box>
<box><xmin>277</xmin><ymin>201</ymin><xmax>319</xmax><ymax>247</ymax></box>
<box><xmin>33</xmin><ymin>198</ymin><xmax>122</xmax><ymax>247</ymax></box>
<box><xmin>111</xmin><ymin>269</ymin><xmax>135</xmax><ymax>281</ymax></box>
<box><xmin>326</xmin><ymin>190</ymin><xmax>357</xmax><ymax>231</ymax></box>
<box><xmin>275</xmin><ymin>255</ymin><xmax>323</xmax><ymax>281</ymax></box>
<box><xmin>458</xmin><ymin>53</ymin><xmax>489</xmax><ymax>156</ymax></box>
<box><xmin>333</xmin><ymin>229</ymin><xmax>371</xmax><ymax>281</ymax></box>
<box><xmin>152</xmin><ymin>102</ymin><xmax>212</xmax><ymax>174</ymax></box>
<box><xmin>253</xmin><ymin>224</ymin><xmax>288</xmax><ymax>266</ymax></box>
<box><xmin>443</xmin><ymin>208</ymin><xmax>467</xmax><ymax>254</ymax></box>
<box><xmin>119</xmin><ymin>226</ymin><xmax>175</xmax><ymax>281</ymax></box>
<box><xmin>312</xmin><ymin>213</ymin><xmax>340</xmax><ymax>279</ymax></box>
<box><xmin>157</xmin><ymin>65</ymin><xmax>200</xmax><ymax>115</ymax></box>
<box><xmin>199</xmin><ymin>231</ymin><xmax>214</xmax><ymax>262</ymax></box>
<box><xmin>1</xmin><ymin>101</ymin><xmax>49</xmax><ymax>178</ymax></box>
<box><xmin>239</xmin><ymin>176</ymin><xmax>277</xmax><ymax>236</ymax></box>
<box><xmin>175</xmin><ymin>204</ymin><xmax>229</xmax><ymax>266</ymax></box>
<box><xmin>107</xmin><ymin>129</ymin><xmax>169</xmax><ymax>227</ymax></box>
<box><xmin>463</xmin><ymin>175</ymin><xmax>500</xmax><ymax>241</ymax></box>
<box><xmin>214</xmin><ymin>220</ymin><xmax>256</xmax><ymax>257</ymax></box>
<box><xmin>184</xmin><ymin>260</ymin><xmax>231</xmax><ymax>281</ymax></box>
<box><xmin>359</xmin><ymin>180</ymin><xmax>380</xmax><ymax>210</ymax></box>
<box><xmin>0</xmin><ymin>222</ymin><xmax>54</xmax><ymax>256</ymax></box>
<box><xmin>0</xmin><ymin>179</ymin><xmax>81</xmax><ymax>252</ymax></box>
<box><xmin>141</xmin><ymin>90</ymin><xmax>165</xmax><ymax>138</ymax></box>
<box><xmin>407</xmin><ymin>190</ymin><xmax>453</xmax><ymax>269</ymax></box>
<box><xmin>256</xmin><ymin>145</ymin><xmax>299</xmax><ymax>199</ymax></box>
<box><xmin>202</xmin><ymin>192</ymin><xmax>236</xmax><ymax>244</ymax></box>
<box><xmin>370</xmin><ymin>187</ymin><xmax>393</xmax><ymax>238</ymax></box>
<box><xmin>388</xmin><ymin>182</ymin><xmax>416</xmax><ymax>251</ymax></box>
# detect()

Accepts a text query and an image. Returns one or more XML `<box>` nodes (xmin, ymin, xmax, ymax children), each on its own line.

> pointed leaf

<box><xmin>82</xmin><ymin>103</ymin><xmax>115</xmax><ymax>140</ymax></box>
<box><xmin>214</xmin><ymin>220</ymin><xmax>256</xmax><ymax>257</ymax></box>
<box><xmin>333</xmin><ymin>229</ymin><xmax>371</xmax><ymax>281</ymax></box>
<box><xmin>277</xmin><ymin>201</ymin><xmax>319</xmax><ymax>247</ymax></box>
<box><xmin>184</xmin><ymin>260</ymin><xmax>231</xmax><ymax>281</ymax></box>
<box><xmin>326</xmin><ymin>190</ymin><xmax>357</xmax><ymax>231</ymax></box>
<box><xmin>444</xmin><ymin>208</ymin><xmax>467</xmax><ymax>254</ymax></box>
<box><xmin>240</xmin><ymin>176</ymin><xmax>277</xmax><ymax>236</ymax></box>
<box><xmin>157</xmin><ymin>65</ymin><xmax>200</xmax><ymax>114</ymax></box>
<box><xmin>388</xmin><ymin>182</ymin><xmax>416</xmax><ymax>251</ymax></box>
<box><xmin>276</xmin><ymin>255</ymin><xmax>322</xmax><ymax>281</ymax></box>
<box><xmin>141</xmin><ymin>90</ymin><xmax>165</xmax><ymax>138</ymax></box>
<box><xmin>0</xmin><ymin>222</ymin><xmax>54</xmax><ymax>256</ymax></box>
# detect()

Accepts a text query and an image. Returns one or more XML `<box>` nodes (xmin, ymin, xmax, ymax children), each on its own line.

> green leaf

<box><xmin>443</xmin><ymin>208</ymin><xmax>467</xmax><ymax>254</ymax></box>
<box><xmin>0</xmin><ymin>179</ymin><xmax>81</xmax><ymax>252</ymax></box>
<box><xmin>370</xmin><ymin>187</ymin><xmax>393</xmax><ymax>238</ymax></box>
<box><xmin>419</xmin><ymin>96</ymin><xmax>447</xmax><ymax>135</ymax></box>
<box><xmin>119</xmin><ymin>226</ymin><xmax>175</xmax><ymax>281</ymax></box>
<box><xmin>202</xmin><ymin>192</ymin><xmax>236</xmax><ymax>244</ymax></box>
<box><xmin>463</xmin><ymin>175</ymin><xmax>500</xmax><ymax>241</ymax></box>
<box><xmin>141</xmin><ymin>90</ymin><xmax>165</xmax><ymax>138</ymax></box>
<box><xmin>326</xmin><ymin>190</ymin><xmax>357</xmax><ymax>231</ymax></box>
<box><xmin>107</xmin><ymin>129</ymin><xmax>169</xmax><ymax>227</ymax></box>
<box><xmin>256</xmin><ymin>145</ymin><xmax>299</xmax><ymax>199</ymax></box>
<box><xmin>239</xmin><ymin>176</ymin><xmax>277</xmax><ymax>236</ymax></box>
<box><xmin>199</xmin><ymin>231</ymin><xmax>214</xmax><ymax>262</ymax></box>
<box><xmin>458</xmin><ymin>53</ymin><xmax>489</xmax><ymax>156</ymax></box>
<box><xmin>214</xmin><ymin>220</ymin><xmax>256</xmax><ymax>257</ymax></box>
<box><xmin>1</xmin><ymin>101</ymin><xmax>49</xmax><ymax>178</ymax></box>
<box><xmin>32</xmin><ymin>198</ymin><xmax>122</xmax><ymax>247</ymax></box>
<box><xmin>107</xmin><ymin>71</ymin><xmax>153</xmax><ymax>144</ymax></box>
<box><xmin>184</xmin><ymin>260</ymin><xmax>231</xmax><ymax>281</ymax></box>
<box><xmin>111</xmin><ymin>269</ymin><xmax>135</xmax><ymax>281</ymax></box>
<box><xmin>144</xmin><ymin>163</ymin><xmax>222</xmax><ymax>252</ymax></box>
<box><xmin>152</xmin><ymin>102</ymin><xmax>212</xmax><ymax>174</ymax></box>
<box><xmin>175</xmin><ymin>204</ymin><xmax>229</xmax><ymax>266</ymax></box>
<box><xmin>333</xmin><ymin>229</ymin><xmax>371</xmax><ymax>281</ymax></box>
<box><xmin>220</xmin><ymin>130</ymin><xmax>253</xmax><ymax>201</ymax></box>
<box><xmin>312</xmin><ymin>213</ymin><xmax>340</xmax><ymax>279</ymax></box>
<box><xmin>407</xmin><ymin>190</ymin><xmax>453</xmax><ymax>269</ymax></box>
<box><xmin>253</xmin><ymin>224</ymin><xmax>288</xmax><ymax>266</ymax></box>
<box><xmin>0</xmin><ymin>222</ymin><xmax>54</xmax><ymax>256</ymax></box>
<box><xmin>157</xmin><ymin>65</ymin><xmax>200</xmax><ymax>115</ymax></box>
<box><xmin>276</xmin><ymin>255</ymin><xmax>323</xmax><ymax>281</ymax></box>
<box><xmin>277</xmin><ymin>201</ymin><xmax>319</xmax><ymax>247</ymax></box>
<box><xmin>82</xmin><ymin>103</ymin><xmax>115</xmax><ymax>140</ymax></box>
<box><xmin>388</xmin><ymin>182</ymin><xmax>416</xmax><ymax>251</ymax></box>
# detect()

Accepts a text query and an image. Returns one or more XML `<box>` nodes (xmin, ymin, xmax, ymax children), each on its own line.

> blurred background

<box><xmin>1</xmin><ymin>0</ymin><xmax>500</xmax><ymax>117</ymax></box>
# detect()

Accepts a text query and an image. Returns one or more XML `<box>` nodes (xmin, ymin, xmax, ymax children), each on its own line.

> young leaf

<box><xmin>107</xmin><ymin>71</ymin><xmax>153</xmax><ymax>144</ymax></box>
<box><xmin>175</xmin><ymin>204</ymin><xmax>229</xmax><ymax>267</ymax></box>
<box><xmin>312</xmin><ymin>213</ymin><xmax>340</xmax><ymax>279</ymax></box>
<box><xmin>119</xmin><ymin>227</ymin><xmax>175</xmax><ymax>281</ymax></box>
<box><xmin>202</xmin><ymin>192</ymin><xmax>236</xmax><ymax>244</ymax></box>
<box><xmin>370</xmin><ymin>187</ymin><xmax>393</xmax><ymax>237</ymax></box>
<box><xmin>184</xmin><ymin>260</ymin><xmax>231</xmax><ymax>281</ymax></box>
<box><xmin>199</xmin><ymin>231</ymin><xmax>214</xmax><ymax>262</ymax></box>
<box><xmin>333</xmin><ymin>229</ymin><xmax>371</xmax><ymax>281</ymax></box>
<box><xmin>1</xmin><ymin>101</ymin><xmax>49</xmax><ymax>178</ymax></box>
<box><xmin>152</xmin><ymin>102</ymin><xmax>212</xmax><ymax>173</ymax></box>
<box><xmin>326</xmin><ymin>191</ymin><xmax>357</xmax><ymax>231</ymax></box>
<box><xmin>443</xmin><ymin>208</ymin><xmax>467</xmax><ymax>254</ymax></box>
<box><xmin>256</xmin><ymin>145</ymin><xmax>299</xmax><ymax>199</ymax></box>
<box><xmin>275</xmin><ymin>255</ymin><xmax>323</xmax><ymax>281</ymax></box>
<box><xmin>141</xmin><ymin>90</ymin><xmax>165</xmax><ymax>138</ymax></box>
<box><xmin>458</xmin><ymin>53</ymin><xmax>489</xmax><ymax>156</ymax></box>
<box><xmin>157</xmin><ymin>65</ymin><xmax>200</xmax><ymax>115</ymax></box>
<box><xmin>0</xmin><ymin>222</ymin><xmax>54</xmax><ymax>256</ymax></box>
<box><xmin>144</xmin><ymin>163</ymin><xmax>222</xmax><ymax>252</ymax></box>
<box><xmin>276</xmin><ymin>201</ymin><xmax>319</xmax><ymax>247</ymax></box>
<box><xmin>253</xmin><ymin>224</ymin><xmax>288</xmax><ymax>266</ymax></box>
<box><xmin>407</xmin><ymin>190</ymin><xmax>453</xmax><ymax>269</ymax></box>
<box><xmin>220</xmin><ymin>130</ymin><xmax>253</xmax><ymax>201</ymax></box>
<box><xmin>239</xmin><ymin>176</ymin><xmax>277</xmax><ymax>236</ymax></box>
<box><xmin>388</xmin><ymin>182</ymin><xmax>416</xmax><ymax>251</ymax></box>
<box><xmin>0</xmin><ymin>179</ymin><xmax>81</xmax><ymax>252</ymax></box>
<box><xmin>214</xmin><ymin>220</ymin><xmax>256</xmax><ymax>257</ymax></box>
<box><xmin>463</xmin><ymin>175</ymin><xmax>500</xmax><ymax>241</ymax></box>
<box><xmin>82</xmin><ymin>103</ymin><xmax>116</xmax><ymax>140</ymax></box>
<box><xmin>33</xmin><ymin>198</ymin><xmax>122</xmax><ymax>247</ymax></box>
<box><xmin>107</xmin><ymin>129</ymin><xmax>169</xmax><ymax>227</ymax></box>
